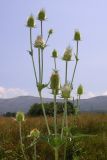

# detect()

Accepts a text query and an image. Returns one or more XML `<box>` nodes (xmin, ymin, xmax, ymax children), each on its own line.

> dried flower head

<box><xmin>52</xmin><ymin>49</ymin><xmax>58</xmax><ymax>58</ymax></box>
<box><xmin>62</xmin><ymin>46</ymin><xmax>72</xmax><ymax>61</ymax></box>
<box><xmin>26</xmin><ymin>15</ymin><xmax>35</xmax><ymax>28</ymax></box>
<box><xmin>74</xmin><ymin>30</ymin><xmax>81</xmax><ymax>41</ymax></box>
<box><xmin>77</xmin><ymin>84</ymin><xmax>84</xmax><ymax>95</ymax></box>
<box><xmin>37</xmin><ymin>9</ymin><xmax>46</xmax><ymax>21</ymax></box>
<box><xmin>16</xmin><ymin>112</ymin><xmax>25</xmax><ymax>122</ymax></box>
<box><xmin>48</xmin><ymin>29</ymin><xmax>53</xmax><ymax>35</ymax></box>
<box><xmin>61</xmin><ymin>83</ymin><xmax>71</xmax><ymax>98</ymax></box>
<box><xmin>50</xmin><ymin>70</ymin><xmax>60</xmax><ymax>91</ymax></box>
<box><xmin>34</xmin><ymin>35</ymin><xmax>45</xmax><ymax>49</ymax></box>
<box><xmin>28</xmin><ymin>128</ymin><xmax>40</xmax><ymax>139</ymax></box>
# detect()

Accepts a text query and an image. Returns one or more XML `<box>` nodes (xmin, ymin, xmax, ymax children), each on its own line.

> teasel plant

<box><xmin>27</xmin><ymin>128</ymin><xmax>40</xmax><ymax>160</ymax></box>
<box><xmin>15</xmin><ymin>112</ymin><xmax>28</xmax><ymax>160</ymax></box>
<box><xmin>26</xmin><ymin>10</ymin><xmax>53</xmax><ymax>136</ymax></box>
<box><xmin>50</xmin><ymin>49</ymin><xmax>60</xmax><ymax>160</ymax></box>
<box><xmin>71</xmin><ymin>30</ymin><xmax>81</xmax><ymax>87</ymax></box>
<box><xmin>61</xmin><ymin>46</ymin><xmax>72</xmax><ymax>138</ymax></box>
<box><xmin>26</xmin><ymin>9</ymin><xmax>84</xmax><ymax>160</ymax></box>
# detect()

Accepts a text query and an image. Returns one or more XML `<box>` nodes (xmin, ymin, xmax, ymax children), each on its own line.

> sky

<box><xmin>0</xmin><ymin>0</ymin><xmax>107</xmax><ymax>99</ymax></box>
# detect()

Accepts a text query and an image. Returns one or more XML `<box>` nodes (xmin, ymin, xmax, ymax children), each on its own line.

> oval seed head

<box><xmin>61</xmin><ymin>83</ymin><xmax>71</xmax><ymax>98</ymax></box>
<box><xmin>34</xmin><ymin>35</ymin><xmax>45</xmax><ymax>49</ymax></box>
<box><xmin>62</xmin><ymin>46</ymin><xmax>72</xmax><ymax>61</ymax></box>
<box><xmin>50</xmin><ymin>70</ymin><xmax>60</xmax><ymax>91</ymax></box>
<box><xmin>77</xmin><ymin>84</ymin><xmax>84</xmax><ymax>95</ymax></box>
<box><xmin>26</xmin><ymin>15</ymin><xmax>35</xmax><ymax>28</ymax></box>
<box><xmin>16</xmin><ymin>112</ymin><xmax>25</xmax><ymax>122</ymax></box>
<box><xmin>37</xmin><ymin>9</ymin><xmax>46</xmax><ymax>21</ymax></box>
<box><xmin>29</xmin><ymin>128</ymin><xmax>40</xmax><ymax>139</ymax></box>
<box><xmin>48</xmin><ymin>29</ymin><xmax>53</xmax><ymax>35</ymax></box>
<box><xmin>52</xmin><ymin>49</ymin><xmax>58</xmax><ymax>58</ymax></box>
<box><xmin>74</xmin><ymin>30</ymin><xmax>81</xmax><ymax>41</ymax></box>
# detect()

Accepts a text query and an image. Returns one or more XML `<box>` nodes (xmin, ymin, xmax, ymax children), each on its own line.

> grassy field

<box><xmin>0</xmin><ymin>113</ymin><xmax>107</xmax><ymax>160</ymax></box>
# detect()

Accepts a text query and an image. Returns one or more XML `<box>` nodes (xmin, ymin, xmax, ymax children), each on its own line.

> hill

<box><xmin>0</xmin><ymin>96</ymin><xmax>107</xmax><ymax>114</ymax></box>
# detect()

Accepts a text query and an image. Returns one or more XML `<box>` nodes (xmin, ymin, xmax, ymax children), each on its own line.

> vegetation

<box><xmin>28</xmin><ymin>102</ymin><xmax>74</xmax><ymax>116</ymax></box>
<box><xmin>0</xmin><ymin>113</ymin><xmax>107</xmax><ymax>160</ymax></box>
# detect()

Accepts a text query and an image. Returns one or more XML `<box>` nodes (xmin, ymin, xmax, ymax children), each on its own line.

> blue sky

<box><xmin>0</xmin><ymin>0</ymin><xmax>107</xmax><ymax>98</ymax></box>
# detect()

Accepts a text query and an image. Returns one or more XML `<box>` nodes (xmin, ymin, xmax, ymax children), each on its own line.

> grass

<box><xmin>0</xmin><ymin>113</ymin><xmax>107</xmax><ymax>160</ymax></box>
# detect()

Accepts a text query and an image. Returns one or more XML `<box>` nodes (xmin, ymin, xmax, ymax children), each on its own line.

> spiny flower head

<box><xmin>28</xmin><ymin>128</ymin><xmax>40</xmax><ymax>139</ymax></box>
<box><xmin>34</xmin><ymin>35</ymin><xmax>45</xmax><ymax>49</ymax></box>
<box><xmin>77</xmin><ymin>84</ymin><xmax>84</xmax><ymax>95</ymax></box>
<box><xmin>74</xmin><ymin>30</ymin><xmax>81</xmax><ymax>41</ymax></box>
<box><xmin>48</xmin><ymin>29</ymin><xmax>53</xmax><ymax>35</ymax></box>
<box><xmin>62</xmin><ymin>46</ymin><xmax>72</xmax><ymax>61</ymax></box>
<box><xmin>37</xmin><ymin>9</ymin><xmax>46</xmax><ymax>21</ymax></box>
<box><xmin>52</xmin><ymin>49</ymin><xmax>58</xmax><ymax>58</ymax></box>
<box><xmin>26</xmin><ymin>15</ymin><xmax>35</xmax><ymax>28</ymax></box>
<box><xmin>61</xmin><ymin>83</ymin><xmax>71</xmax><ymax>99</ymax></box>
<box><xmin>16</xmin><ymin>112</ymin><xmax>25</xmax><ymax>122</ymax></box>
<box><xmin>50</xmin><ymin>70</ymin><xmax>60</xmax><ymax>91</ymax></box>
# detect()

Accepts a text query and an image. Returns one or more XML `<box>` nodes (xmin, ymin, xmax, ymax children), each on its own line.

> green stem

<box><xmin>65</xmin><ymin>61</ymin><xmax>68</xmax><ymax>84</ymax></box>
<box><xmin>71</xmin><ymin>41</ymin><xmax>79</xmax><ymax>87</ymax></box>
<box><xmin>54</xmin><ymin>58</ymin><xmax>57</xmax><ymax>70</ymax></box>
<box><xmin>55</xmin><ymin>148</ymin><xmax>58</xmax><ymax>160</ymax></box>
<box><xmin>30</xmin><ymin>28</ymin><xmax>38</xmax><ymax>84</ymax></box>
<box><xmin>31</xmin><ymin>56</ymin><xmax>38</xmax><ymax>85</ymax></box>
<box><xmin>64</xmin><ymin>142</ymin><xmax>67</xmax><ymax>160</ymax></box>
<box><xmin>71</xmin><ymin>61</ymin><xmax>77</xmax><ymax>86</ymax></box>
<box><xmin>45</xmin><ymin>35</ymin><xmax>50</xmax><ymax>46</ymax></box>
<box><xmin>34</xmin><ymin>142</ymin><xmax>37</xmax><ymax>160</ymax></box>
<box><xmin>54</xmin><ymin>90</ymin><xmax>57</xmax><ymax>136</ymax></box>
<box><xmin>19</xmin><ymin>122</ymin><xmax>27</xmax><ymax>160</ymax></box>
<box><xmin>40</xmin><ymin>21</ymin><xmax>43</xmax><ymax>83</ymax></box>
<box><xmin>77</xmin><ymin>94</ymin><xmax>81</xmax><ymax>110</ymax></box>
<box><xmin>41</xmin><ymin>49</ymin><xmax>43</xmax><ymax>83</ymax></box>
<box><xmin>39</xmin><ymin>91</ymin><xmax>51</xmax><ymax>135</ymax></box>
<box><xmin>38</xmin><ymin>48</ymin><xmax>41</xmax><ymax>83</ymax></box>
<box><xmin>64</xmin><ymin>99</ymin><xmax>68</xmax><ymax>129</ymax></box>
<box><xmin>41</xmin><ymin>21</ymin><xmax>43</xmax><ymax>37</ymax></box>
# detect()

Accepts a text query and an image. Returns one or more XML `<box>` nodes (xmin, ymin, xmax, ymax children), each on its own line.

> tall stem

<box><xmin>38</xmin><ymin>48</ymin><xmax>42</xmax><ymax>83</ymax></box>
<box><xmin>64</xmin><ymin>99</ymin><xmax>68</xmax><ymax>129</ymax></box>
<box><xmin>19</xmin><ymin>122</ymin><xmax>27</xmax><ymax>160</ymax></box>
<box><xmin>61</xmin><ymin>61</ymin><xmax>68</xmax><ymax>138</ymax></box>
<box><xmin>39</xmin><ymin>91</ymin><xmax>51</xmax><ymax>135</ymax></box>
<box><xmin>55</xmin><ymin>148</ymin><xmax>58</xmax><ymax>160</ymax></box>
<box><xmin>34</xmin><ymin>142</ymin><xmax>37</xmax><ymax>160</ymax></box>
<box><xmin>54</xmin><ymin>58</ymin><xmax>57</xmax><ymax>70</ymax></box>
<box><xmin>30</xmin><ymin>28</ymin><xmax>38</xmax><ymax>84</ymax></box>
<box><xmin>40</xmin><ymin>21</ymin><xmax>44</xmax><ymax>83</ymax></box>
<box><xmin>54</xmin><ymin>90</ymin><xmax>57</xmax><ymax>136</ymax></box>
<box><xmin>65</xmin><ymin>61</ymin><xmax>68</xmax><ymax>84</ymax></box>
<box><xmin>71</xmin><ymin>41</ymin><xmax>79</xmax><ymax>86</ymax></box>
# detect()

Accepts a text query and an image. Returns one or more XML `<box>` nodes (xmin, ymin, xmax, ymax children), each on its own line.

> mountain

<box><xmin>0</xmin><ymin>96</ymin><xmax>107</xmax><ymax>114</ymax></box>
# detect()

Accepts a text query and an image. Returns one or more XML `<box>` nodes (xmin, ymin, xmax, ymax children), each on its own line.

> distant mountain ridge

<box><xmin>0</xmin><ymin>96</ymin><xmax>107</xmax><ymax>114</ymax></box>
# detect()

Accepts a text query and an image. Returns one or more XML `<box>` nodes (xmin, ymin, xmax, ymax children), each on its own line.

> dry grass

<box><xmin>0</xmin><ymin>113</ymin><xmax>107</xmax><ymax>160</ymax></box>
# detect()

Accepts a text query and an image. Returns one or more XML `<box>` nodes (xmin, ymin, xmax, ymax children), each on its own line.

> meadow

<box><xmin>0</xmin><ymin>113</ymin><xmax>107</xmax><ymax>160</ymax></box>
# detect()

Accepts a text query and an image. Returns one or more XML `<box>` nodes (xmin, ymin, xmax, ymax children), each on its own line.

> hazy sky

<box><xmin>0</xmin><ymin>0</ymin><xmax>107</xmax><ymax>99</ymax></box>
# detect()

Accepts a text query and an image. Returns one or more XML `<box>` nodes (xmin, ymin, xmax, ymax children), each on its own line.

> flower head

<box><xmin>48</xmin><ymin>29</ymin><xmax>53</xmax><ymax>35</ymax></box>
<box><xmin>52</xmin><ymin>49</ymin><xmax>58</xmax><ymax>58</ymax></box>
<box><xmin>16</xmin><ymin>112</ymin><xmax>25</xmax><ymax>122</ymax></box>
<box><xmin>74</xmin><ymin>30</ymin><xmax>81</xmax><ymax>41</ymax></box>
<box><xmin>62</xmin><ymin>46</ymin><xmax>72</xmax><ymax>61</ymax></box>
<box><xmin>77</xmin><ymin>84</ymin><xmax>84</xmax><ymax>95</ymax></box>
<box><xmin>61</xmin><ymin>83</ymin><xmax>71</xmax><ymax>98</ymax></box>
<box><xmin>37</xmin><ymin>9</ymin><xmax>46</xmax><ymax>21</ymax></box>
<box><xmin>28</xmin><ymin>128</ymin><xmax>40</xmax><ymax>139</ymax></box>
<box><xmin>26</xmin><ymin>15</ymin><xmax>35</xmax><ymax>28</ymax></box>
<box><xmin>50</xmin><ymin>70</ymin><xmax>60</xmax><ymax>91</ymax></box>
<box><xmin>34</xmin><ymin>35</ymin><xmax>45</xmax><ymax>49</ymax></box>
